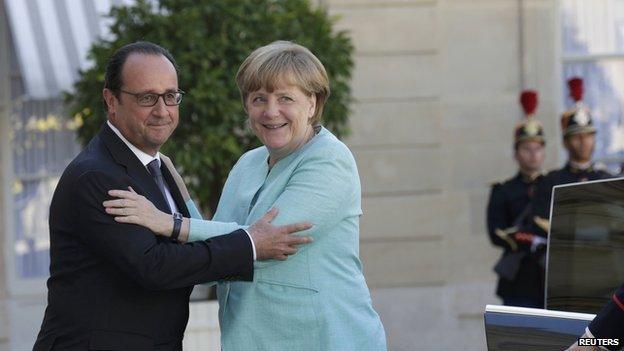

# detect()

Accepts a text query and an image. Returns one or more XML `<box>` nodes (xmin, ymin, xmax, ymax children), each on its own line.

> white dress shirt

<box><xmin>107</xmin><ymin>121</ymin><xmax>178</xmax><ymax>213</ymax></box>
<box><xmin>585</xmin><ymin>327</ymin><xmax>609</xmax><ymax>351</ymax></box>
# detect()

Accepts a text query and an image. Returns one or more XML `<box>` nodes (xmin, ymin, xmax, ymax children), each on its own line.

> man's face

<box><xmin>564</xmin><ymin>132</ymin><xmax>595</xmax><ymax>163</ymax></box>
<box><xmin>103</xmin><ymin>53</ymin><xmax>179</xmax><ymax>155</ymax></box>
<box><xmin>514</xmin><ymin>140</ymin><xmax>545</xmax><ymax>173</ymax></box>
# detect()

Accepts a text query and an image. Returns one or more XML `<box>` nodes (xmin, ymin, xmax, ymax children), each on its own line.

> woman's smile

<box><xmin>263</xmin><ymin>123</ymin><xmax>288</xmax><ymax>130</ymax></box>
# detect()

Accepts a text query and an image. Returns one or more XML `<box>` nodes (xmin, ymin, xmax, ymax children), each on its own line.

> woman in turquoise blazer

<box><xmin>105</xmin><ymin>41</ymin><xmax>386</xmax><ymax>350</ymax></box>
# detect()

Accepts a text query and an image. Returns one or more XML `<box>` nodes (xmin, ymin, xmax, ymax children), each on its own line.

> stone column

<box><xmin>0</xmin><ymin>1</ymin><xmax>12</xmax><ymax>348</ymax></box>
<box><xmin>0</xmin><ymin>0</ymin><xmax>12</xmax><ymax>301</ymax></box>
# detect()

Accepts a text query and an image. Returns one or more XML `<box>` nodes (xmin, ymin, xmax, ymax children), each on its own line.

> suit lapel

<box><xmin>99</xmin><ymin>123</ymin><xmax>171</xmax><ymax>214</ymax></box>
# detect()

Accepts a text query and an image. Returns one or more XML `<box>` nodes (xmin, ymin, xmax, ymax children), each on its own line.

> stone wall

<box><xmin>325</xmin><ymin>0</ymin><xmax>561</xmax><ymax>349</ymax></box>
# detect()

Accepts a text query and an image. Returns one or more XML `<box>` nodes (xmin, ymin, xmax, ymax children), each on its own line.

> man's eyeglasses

<box><xmin>119</xmin><ymin>89</ymin><xmax>185</xmax><ymax>107</ymax></box>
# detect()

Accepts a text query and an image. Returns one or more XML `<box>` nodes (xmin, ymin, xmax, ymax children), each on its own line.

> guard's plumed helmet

<box><xmin>561</xmin><ymin>77</ymin><xmax>596</xmax><ymax>137</ymax></box>
<box><xmin>514</xmin><ymin>90</ymin><xmax>545</xmax><ymax>147</ymax></box>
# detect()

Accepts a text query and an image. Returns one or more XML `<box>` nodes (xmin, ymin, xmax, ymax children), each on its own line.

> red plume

<box><xmin>568</xmin><ymin>77</ymin><xmax>584</xmax><ymax>102</ymax></box>
<box><xmin>520</xmin><ymin>90</ymin><xmax>538</xmax><ymax>115</ymax></box>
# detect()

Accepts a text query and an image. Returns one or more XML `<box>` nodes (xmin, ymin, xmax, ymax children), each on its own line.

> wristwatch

<box><xmin>172</xmin><ymin>212</ymin><xmax>183</xmax><ymax>240</ymax></box>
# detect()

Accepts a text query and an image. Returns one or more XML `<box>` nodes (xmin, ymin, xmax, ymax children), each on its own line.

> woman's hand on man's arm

<box><xmin>103</xmin><ymin>187</ymin><xmax>313</xmax><ymax>258</ymax></box>
<box><xmin>103</xmin><ymin>187</ymin><xmax>188</xmax><ymax>239</ymax></box>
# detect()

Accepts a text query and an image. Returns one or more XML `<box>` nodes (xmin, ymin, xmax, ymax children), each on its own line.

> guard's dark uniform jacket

<box><xmin>530</xmin><ymin>162</ymin><xmax>612</xmax><ymax>236</ymax></box>
<box><xmin>487</xmin><ymin>172</ymin><xmax>543</xmax><ymax>301</ymax></box>
<box><xmin>496</xmin><ymin>162</ymin><xmax>613</xmax><ymax>306</ymax></box>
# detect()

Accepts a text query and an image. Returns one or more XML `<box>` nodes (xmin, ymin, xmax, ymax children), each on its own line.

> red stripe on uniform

<box><xmin>612</xmin><ymin>294</ymin><xmax>624</xmax><ymax>312</ymax></box>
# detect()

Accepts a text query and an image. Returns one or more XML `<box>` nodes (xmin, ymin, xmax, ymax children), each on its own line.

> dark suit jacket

<box><xmin>33</xmin><ymin>124</ymin><xmax>253</xmax><ymax>351</ymax></box>
<box><xmin>589</xmin><ymin>283</ymin><xmax>624</xmax><ymax>350</ymax></box>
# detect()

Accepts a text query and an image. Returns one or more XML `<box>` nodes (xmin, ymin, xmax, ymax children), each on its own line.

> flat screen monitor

<box><xmin>547</xmin><ymin>177</ymin><xmax>624</xmax><ymax>313</ymax></box>
<box><xmin>484</xmin><ymin>305</ymin><xmax>593</xmax><ymax>351</ymax></box>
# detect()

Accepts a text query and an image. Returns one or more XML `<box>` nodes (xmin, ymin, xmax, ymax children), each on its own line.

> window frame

<box><xmin>559</xmin><ymin>0</ymin><xmax>624</xmax><ymax>171</ymax></box>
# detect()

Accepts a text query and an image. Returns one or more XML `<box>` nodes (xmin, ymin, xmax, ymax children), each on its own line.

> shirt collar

<box><xmin>567</xmin><ymin>160</ymin><xmax>593</xmax><ymax>173</ymax></box>
<box><xmin>518</xmin><ymin>170</ymin><xmax>542</xmax><ymax>183</ymax></box>
<box><xmin>107</xmin><ymin>120</ymin><xmax>160</xmax><ymax>167</ymax></box>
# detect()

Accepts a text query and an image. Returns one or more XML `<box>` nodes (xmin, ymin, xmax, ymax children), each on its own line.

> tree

<box><xmin>67</xmin><ymin>0</ymin><xmax>354</xmax><ymax>214</ymax></box>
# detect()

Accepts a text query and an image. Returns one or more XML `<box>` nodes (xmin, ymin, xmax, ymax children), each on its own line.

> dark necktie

<box><xmin>146</xmin><ymin>159</ymin><xmax>172</xmax><ymax>213</ymax></box>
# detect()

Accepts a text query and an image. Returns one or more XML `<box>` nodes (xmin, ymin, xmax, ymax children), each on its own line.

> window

<box><xmin>562</xmin><ymin>0</ymin><xmax>624</xmax><ymax>172</ymax></box>
<box><xmin>6</xmin><ymin>28</ymin><xmax>81</xmax><ymax>293</ymax></box>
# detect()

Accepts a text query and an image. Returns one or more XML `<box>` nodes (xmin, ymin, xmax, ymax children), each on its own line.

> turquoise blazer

<box><xmin>186</xmin><ymin>127</ymin><xmax>386</xmax><ymax>351</ymax></box>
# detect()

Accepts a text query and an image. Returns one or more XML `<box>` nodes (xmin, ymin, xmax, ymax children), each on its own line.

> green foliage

<box><xmin>67</xmin><ymin>0</ymin><xmax>354</xmax><ymax>213</ymax></box>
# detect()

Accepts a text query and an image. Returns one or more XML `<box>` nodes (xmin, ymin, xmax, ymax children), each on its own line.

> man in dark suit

<box><xmin>566</xmin><ymin>283</ymin><xmax>624</xmax><ymax>350</ymax></box>
<box><xmin>33</xmin><ymin>41</ymin><xmax>311</xmax><ymax>351</ymax></box>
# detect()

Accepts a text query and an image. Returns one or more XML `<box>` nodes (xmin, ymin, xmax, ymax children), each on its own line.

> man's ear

<box><xmin>562</xmin><ymin>137</ymin><xmax>570</xmax><ymax>150</ymax></box>
<box><xmin>103</xmin><ymin>89</ymin><xmax>116</xmax><ymax>115</ymax></box>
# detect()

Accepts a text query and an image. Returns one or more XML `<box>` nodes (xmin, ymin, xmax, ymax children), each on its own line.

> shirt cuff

<box><xmin>242</xmin><ymin>228</ymin><xmax>257</xmax><ymax>261</ymax></box>
<box><xmin>585</xmin><ymin>326</ymin><xmax>610</xmax><ymax>351</ymax></box>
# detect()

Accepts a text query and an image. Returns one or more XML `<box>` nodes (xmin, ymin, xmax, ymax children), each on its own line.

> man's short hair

<box><xmin>104</xmin><ymin>41</ymin><xmax>177</xmax><ymax>98</ymax></box>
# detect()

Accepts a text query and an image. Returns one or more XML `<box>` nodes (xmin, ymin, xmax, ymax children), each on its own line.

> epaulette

<box><xmin>533</xmin><ymin>170</ymin><xmax>547</xmax><ymax>180</ymax></box>
<box><xmin>544</xmin><ymin>168</ymin><xmax>560</xmax><ymax>177</ymax></box>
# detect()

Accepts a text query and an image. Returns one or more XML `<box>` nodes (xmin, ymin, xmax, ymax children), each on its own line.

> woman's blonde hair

<box><xmin>236</xmin><ymin>41</ymin><xmax>330</xmax><ymax>125</ymax></box>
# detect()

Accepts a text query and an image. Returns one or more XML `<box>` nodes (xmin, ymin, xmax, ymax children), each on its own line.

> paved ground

<box><xmin>0</xmin><ymin>285</ymin><xmax>499</xmax><ymax>350</ymax></box>
<box><xmin>0</xmin><ymin>295</ymin><xmax>47</xmax><ymax>351</ymax></box>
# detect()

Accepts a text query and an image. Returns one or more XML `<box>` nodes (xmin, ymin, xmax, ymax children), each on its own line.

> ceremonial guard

<box><xmin>486</xmin><ymin>90</ymin><xmax>547</xmax><ymax>308</ymax></box>
<box><xmin>530</xmin><ymin>77</ymin><xmax>612</xmax><ymax>236</ymax></box>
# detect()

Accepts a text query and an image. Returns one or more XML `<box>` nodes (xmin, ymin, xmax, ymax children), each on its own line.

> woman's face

<box><xmin>246</xmin><ymin>82</ymin><xmax>316</xmax><ymax>159</ymax></box>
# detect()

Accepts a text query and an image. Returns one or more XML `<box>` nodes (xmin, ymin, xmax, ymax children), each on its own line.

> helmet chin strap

<box><xmin>569</xmin><ymin>159</ymin><xmax>592</xmax><ymax>170</ymax></box>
